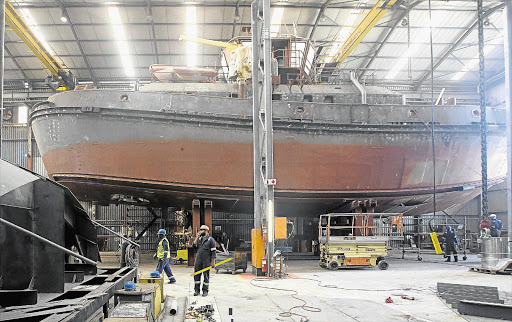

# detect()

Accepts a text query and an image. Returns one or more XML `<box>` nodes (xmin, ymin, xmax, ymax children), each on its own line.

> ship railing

<box><xmin>273</xmin><ymin>48</ymin><xmax>315</xmax><ymax>82</ymax></box>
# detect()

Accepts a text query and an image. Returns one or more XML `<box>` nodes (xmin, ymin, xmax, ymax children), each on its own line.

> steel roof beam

<box><xmin>58</xmin><ymin>1</ymin><xmax>97</xmax><ymax>86</ymax></box>
<box><xmin>309</xmin><ymin>0</ymin><xmax>333</xmax><ymax>40</ymax></box>
<box><xmin>4</xmin><ymin>45</ymin><xmax>30</xmax><ymax>82</ymax></box>
<box><xmin>359</xmin><ymin>0</ymin><xmax>423</xmax><ymax>79</ymax></box>
<box><xmin>415</xmin><ymin>3</ymin><xmax>504</xmax><ymax>89</ymax></box>
<box><xmin>145</xmin><ymin>0</ymin><xmax>159</xmax><ymax>64</ymax></box>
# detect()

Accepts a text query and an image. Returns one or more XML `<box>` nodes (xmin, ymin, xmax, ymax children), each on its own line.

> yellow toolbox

<box><xmin>139</xmin><ymin>273</ymin><xmax>164</xmax><ymax>303</ymax></box>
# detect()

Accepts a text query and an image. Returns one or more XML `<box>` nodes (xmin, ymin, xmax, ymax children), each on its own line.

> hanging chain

<box><xmin>477</xmin><ymin>0</ymin><xmax>489</xmax><ymax>219</ymax></box>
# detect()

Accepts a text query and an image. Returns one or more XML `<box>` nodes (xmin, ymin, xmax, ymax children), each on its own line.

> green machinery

<box><xmin>319</xmin><ymin>213</ymin><xmax>403</xmax><ymax>270</ymax></box>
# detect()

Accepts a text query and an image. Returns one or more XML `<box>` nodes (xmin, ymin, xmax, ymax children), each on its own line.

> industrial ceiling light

<box><xmin>60</xmin><ymin>12</ymin><xmax>68</xmax><ymax>23</ymax></box>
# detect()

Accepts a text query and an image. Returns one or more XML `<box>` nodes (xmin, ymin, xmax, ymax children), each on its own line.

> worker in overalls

<box><xmin>192</xmin><ymin>225</ymin><xmax>216</xmax><ymax>297</ymax></box>
<box><xmin>489</xmin><ymin>214</ymin><xmax>503</xmax><ymax>237</ymax></box>
<box><xmin>155</xmin><ymin>229</ymin><xmax>176</xmax><ymax>283</ymax></box>
<box><xmin>443</xmin><ymin>225</ymin><xmax>458</xmax><ymax>262</ymax></box>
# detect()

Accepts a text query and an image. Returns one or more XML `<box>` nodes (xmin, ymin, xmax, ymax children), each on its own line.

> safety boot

<box><xmin>445</xmin><ymin>256</ymin><xmax>451</xmax><ymax>262</ymax></box>
<box><xmin>454</xmin><ymin>256</ymin><xmax>458</xmax><ymax>262</ymax></box>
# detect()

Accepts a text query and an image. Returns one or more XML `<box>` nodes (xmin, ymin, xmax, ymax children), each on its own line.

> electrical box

<box><xmin>275</xmin><ymin>217</ymin><xmax>287</xmax><ymax>239</ymax></box>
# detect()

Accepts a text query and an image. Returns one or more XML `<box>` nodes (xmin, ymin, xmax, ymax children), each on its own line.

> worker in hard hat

<box><xmin>192</xmin><ymin>225</ymin><xmax>216</xmax><ymax>297</ymax></box>
<box><xmin>155</xmin><ymin>229</ymin><xmax>176</xmax><ymax>284</ymax></box>
<box><xmin>443</xmin><ymin>225</ymin><xmax>458</xmax><ymax>262</ymax></box>
<box><xmin>489</xmin><ymin>214</ymin><xmax>503</xmax><ymax>237</ymax></box>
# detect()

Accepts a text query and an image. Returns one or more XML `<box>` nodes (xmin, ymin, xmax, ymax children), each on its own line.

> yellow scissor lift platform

<box><xmin>319</xmin><ymin>213</ymin><xmax>403</xmax><ymax>270</ymax></box>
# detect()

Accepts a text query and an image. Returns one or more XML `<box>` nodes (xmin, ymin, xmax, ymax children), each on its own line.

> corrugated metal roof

<box><xmin>1</xmin><ymin>0</ymin><xmax>505</xmax><ymax>88</ymax></box>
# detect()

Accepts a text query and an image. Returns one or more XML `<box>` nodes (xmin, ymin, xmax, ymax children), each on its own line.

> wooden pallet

<box><xmin>469</xmin><ymin>267</ymin><xmax>512</xmax><ymax>275</ymax></box>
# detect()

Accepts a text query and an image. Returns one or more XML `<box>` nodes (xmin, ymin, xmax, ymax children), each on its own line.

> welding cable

<box><xmin>124</xmin><ymin>244</ymin><xmax>140</xmax><ymax>267</ymax></box>
<box><xmin>297</xmin><ymin>277</ymin><xmax>433</xmax><ymax>293</ymax></box>
<box><xmin>250</xmin><ymin>278</ymin><xmax>321</xmax><ymax>322</ymax></box>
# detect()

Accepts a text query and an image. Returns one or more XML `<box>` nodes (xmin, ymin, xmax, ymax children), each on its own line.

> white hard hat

<box><xmin>490</xmin><ymin>214</ymin><xmax>496</xmax><ymax>218</ymax></box>
<box><xmin>200</xmin><ymin>225</ymin><xmax>210</xmax><ymax>231</ymax></box>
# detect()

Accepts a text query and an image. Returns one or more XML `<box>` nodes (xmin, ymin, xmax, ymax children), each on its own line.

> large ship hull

<box><xmin>30</xmin><ymin>85</ymin><xmax>507</xmax><ymax>216</ymax></box>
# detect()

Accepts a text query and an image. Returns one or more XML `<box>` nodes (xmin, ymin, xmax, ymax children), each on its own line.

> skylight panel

<box><xmin>185</xmin><ymin>6</ymin><xmax>198</xmax><ymax>66</ymax></box>
<box><xmin>108</xmin><ymin>7</ymin><xmax>135</xmax><ymax>77</ymax></box>
<box><xmin>386</xmin><ymin>12</ymin><xmax>448</xmax><ymax>79</ymax></box>
<box><xmin>271</xmin><ymin>8</ymin><xmax>284</xmax><ymax>37</ymax></box>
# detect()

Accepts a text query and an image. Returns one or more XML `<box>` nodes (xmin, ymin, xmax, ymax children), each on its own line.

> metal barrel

<box><xmin>481</xmin><ymin>237</ymin><xmax>509</xmax><ymax>269</ymax></box>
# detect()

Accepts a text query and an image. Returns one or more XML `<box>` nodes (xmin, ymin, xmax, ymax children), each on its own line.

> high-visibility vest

<box><xmin>157</xmin><ymin>238</ymin><xmax>171</xmax><ymax>259</ymax></box>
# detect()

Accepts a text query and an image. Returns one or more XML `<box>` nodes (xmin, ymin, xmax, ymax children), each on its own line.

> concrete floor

<box><xmin>123</xmin><ymin>250</ymin><xmax>512</xmax><ymax>322</ymax></box>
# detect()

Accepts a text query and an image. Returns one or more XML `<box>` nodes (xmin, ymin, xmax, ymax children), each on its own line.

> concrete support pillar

<box><xmin>204</xmin><ymin>200</ymin><xmax>212</xmax><ymax>232</ymax></box>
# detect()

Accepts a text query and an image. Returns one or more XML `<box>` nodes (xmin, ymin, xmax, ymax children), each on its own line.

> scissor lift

<box><xmin>319</xmin><ymin>213</ymin><xmax>403</xmax><ymax>270</ymax></box>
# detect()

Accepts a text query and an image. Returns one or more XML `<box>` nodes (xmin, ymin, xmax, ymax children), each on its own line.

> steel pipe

<box><xmin>170</xmin><ymin>300</ymin><xmax>178</xmax><ymax>315</ymax></box>
<box><xmin>92</xmin><ymin>220</ymin><xmax>140</xmax><ymax>248</ymax></box>
<box><xmin>350</xmin><ymin>71</ymin><xmax>367</xmax><ymax>105</ymax></box>
<box><xmin>0</xmin><ymin>217</ymin><xmax>97</xmax><ymax>266</ymax></box>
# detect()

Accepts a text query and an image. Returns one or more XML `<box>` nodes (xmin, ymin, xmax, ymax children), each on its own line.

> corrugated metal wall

<box><xmin>2</xmin><ymin>124</ymin><xmax>47</xmax><ymax>178</ymax></box>
<box><xmin>2</xmin><ymin>125</ymin><xmax>28</xmax><ymax>169</ymax></box>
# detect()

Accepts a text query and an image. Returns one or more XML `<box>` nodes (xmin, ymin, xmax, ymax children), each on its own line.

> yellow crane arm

<box><xmin>179</xmin><ymin>35</ymin><xmax>241</xmax><ymax>51</ymax></box>
<box><xmin>333</xmin><ymin>0</ymin><xmax>398</xmax><ymax>67</ymax></box>
<box><xmin>5</xmin><ymin>1</ymin><xmax>63</xmax><ymax>77</ymax></box>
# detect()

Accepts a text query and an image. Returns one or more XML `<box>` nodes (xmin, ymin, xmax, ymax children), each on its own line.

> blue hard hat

<box><xmin>157</xmin><ymin>229</ymin><xmax>166</xmax><ymax>235</ymax></box>
<box><xmin>446</xmin><ymin>225</ymin><xmax>451</xmax><ymax>230</ymax></box>
<box><xmin>124</xmin><ymin>281</ymin><xmax>136</xmax><ymax>290</ymax></box>
<box><xmin>150</xmin><ymin>270</ymin><xmax>160</xmax><ymax>278</ymax></box>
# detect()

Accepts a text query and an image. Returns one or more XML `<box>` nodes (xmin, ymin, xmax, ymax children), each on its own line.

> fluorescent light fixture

<box><xmin>268</xmin><ymin>200</ymin><xmax>274</xmax><ymax>242</ymax></box>
<box><xmin>271</xmin><ymin>8</ymin><xmax>284</xmax><ymax>36</ymax></box>
<box><xmin>17</xmin><ymin>105</ymin><xmax>28</xmax><ymax>124</ymax></box>
<box><xmin>185</xmin><ymin>6</ymin><xmax>198</xmax><ymax>66</ymax></box>
<box><xmin>108</xmin><ymin>7</ymin><xmax>135</xmax><ymax>77</ymax></box>
<box><xmin>451</xmin><ymin>37</ymin><xmax>502</xmax><ymax>81</ymax></box>
<box><xmin>19</xmin><ymin>9</ymin><xmax>56</xmax><ymax>56</ymax></box>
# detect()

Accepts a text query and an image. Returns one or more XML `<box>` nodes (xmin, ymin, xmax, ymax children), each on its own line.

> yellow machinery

<box><xmin>5</xmin><ymin>0</ymin><xmax>76</xmax><ymax>90</ymax></box>
<box><xmin>319</xmin><ymin>213</ymin><xmax>403</xmax><ymax>270</ymax></box>
<box><xmin>139</xmin><ymin>272</ymin><xmax>164</xmax><ymax>304</ymax></box>
<box><xmin>179</xmin><ymin>35</ymin><xmax>251</xmax><ymax>81</ymax></box>
<box><xmin>251</xmin><ymin>217</ymin><xmax>288</xmax><ymax>275</ymax></box>
<box><xmin>176</xmin><ymin>249</ymin><xmax>188</xmax><ymax>263</ymax></box>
